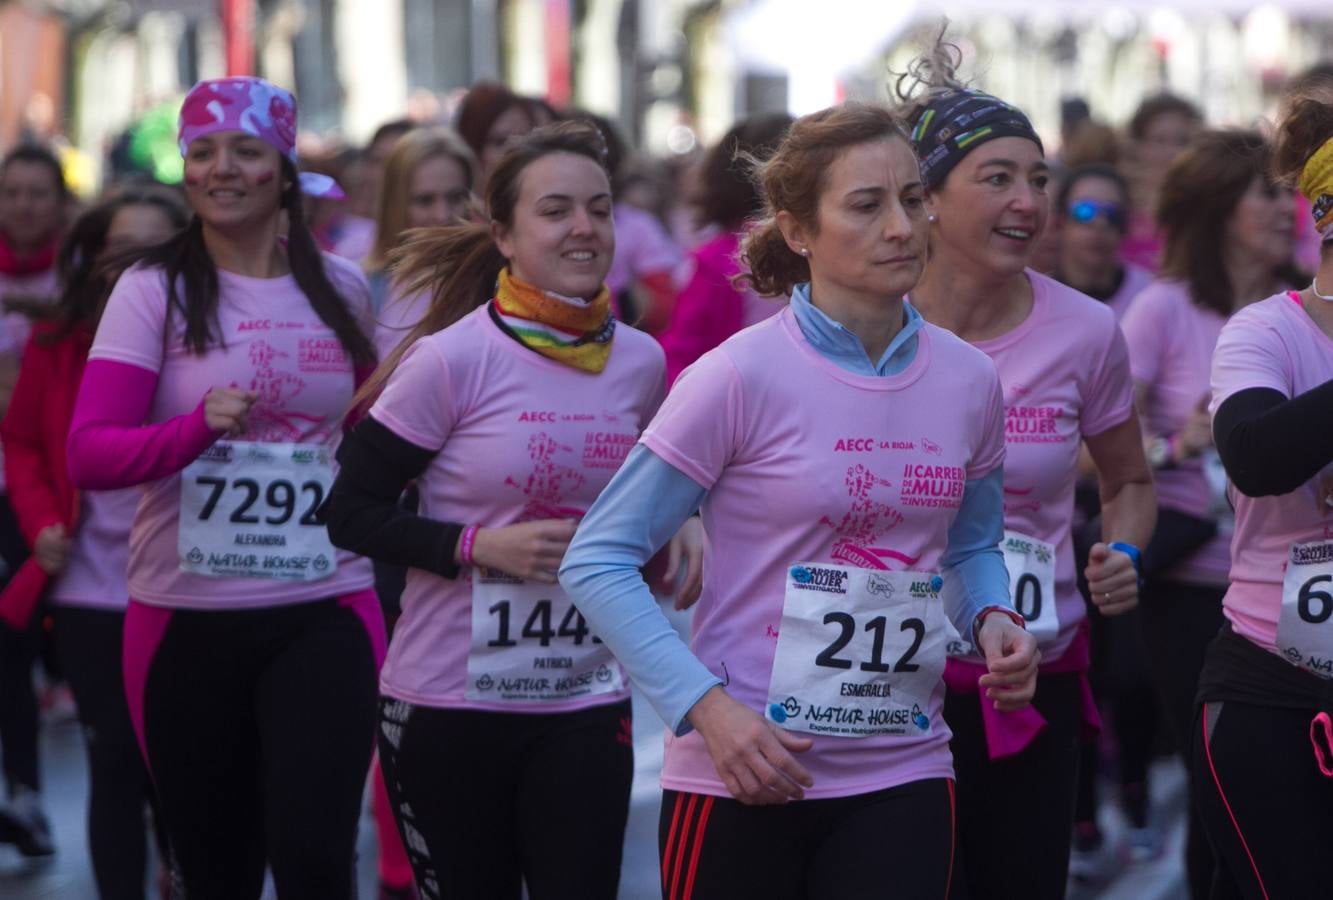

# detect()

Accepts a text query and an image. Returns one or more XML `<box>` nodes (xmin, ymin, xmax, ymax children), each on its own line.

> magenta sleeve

<box><xmin>67</xmin><ymin>359</ymin><xmax>220</xmax><ymax>490</ymax></box>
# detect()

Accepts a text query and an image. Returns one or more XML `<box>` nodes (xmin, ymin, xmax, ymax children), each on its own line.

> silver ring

<box><xmin>1103</xmin><ymin>592</ymin><xmax>1112</xmax><ymax>602</ymax></box>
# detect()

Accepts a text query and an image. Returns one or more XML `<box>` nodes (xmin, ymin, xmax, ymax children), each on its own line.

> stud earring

<box><xmin>800</xmin><ymin>248</ymin><xmax>810</xmax><ymax>257</ymax></box>
<box><xmin>927</xmin><ymin>214</ymin><xmax>938</xmax><ymax>223</ymax></box>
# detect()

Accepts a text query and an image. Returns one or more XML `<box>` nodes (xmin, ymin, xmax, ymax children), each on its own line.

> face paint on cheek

<box><xmin>184</xmin><ymin>174</ymin><xmax>201</xmax><ymax>187</ymax></box>
<box><xmin>256</xmin><ymin>170</ymin><xmax>275</xmax><ymax>185</ymax></box>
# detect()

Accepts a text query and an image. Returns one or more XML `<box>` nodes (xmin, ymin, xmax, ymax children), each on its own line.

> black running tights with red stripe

<box><xmin>376</xmin><ymin>697</ymin><xmax>633</xmax><ymax>900</ymax></box>
<box><xmin>1192</xmin><ymin>700</ymin><xmax>1333</xmax><ymax>900</ymax></box>
<box><xmin>658</xmin><ymin>778</ymin><xmax>955</xmax><ymax>900</ymax></box>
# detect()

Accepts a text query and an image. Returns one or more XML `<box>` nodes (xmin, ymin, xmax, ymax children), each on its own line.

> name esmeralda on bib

<box><xmin>178</xmin><ymin>441</ymin><xmax>337</xmax><ymax>581</ymax></box>
<box><xmin>466</xmin><ymin>567</ymin><xmax>624</xmax><ymax>702</ymax></box>
<box><xmin>765</xmin><ymin>563</ymin><xmax>947</xmax><ymax>738</ymax></box>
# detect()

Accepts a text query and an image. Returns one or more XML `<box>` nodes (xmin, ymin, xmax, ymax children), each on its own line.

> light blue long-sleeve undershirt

<box><xmin>559</xmin><ymin>286</ymin><xmax>1011</xmax><ymax>736</ymax></box>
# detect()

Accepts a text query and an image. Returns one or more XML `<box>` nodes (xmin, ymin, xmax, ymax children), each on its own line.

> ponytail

<box><xmin>353</xmin><ymin>223</ymin><xmax>505</xmax><ymax>408</ymax></box>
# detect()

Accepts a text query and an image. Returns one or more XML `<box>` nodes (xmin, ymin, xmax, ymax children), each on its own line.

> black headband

<box><xmin>909</xmin><ymin>89</ymin><xmax>1044</xmax><ymax>189</ymax></box>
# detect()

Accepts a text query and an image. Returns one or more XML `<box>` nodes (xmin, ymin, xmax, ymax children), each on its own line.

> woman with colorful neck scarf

<box><xmin>325</xmin><ymin>120</ymin><xmax>695</xmax><ymax>899</ymax></box>
<box><xmin>1193</xmin><ymin>80</ymin><xmax>1333</xmax><ymax>900</ymax></box>
<box><xmin>896</xmin><ymin>41</ymin><xmax>1156</xmax><ymax>899</ymax></box>
<box><xmin>66</xmin><ymin>77</ymin><xmax>383</xmax><ymax>900</ymax></box>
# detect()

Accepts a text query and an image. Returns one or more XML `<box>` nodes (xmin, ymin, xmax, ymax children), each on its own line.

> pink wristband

<box><xmin>460</xmin><ymin>525</ymin><xmax>479</xmax><ymax>566</ymax></box>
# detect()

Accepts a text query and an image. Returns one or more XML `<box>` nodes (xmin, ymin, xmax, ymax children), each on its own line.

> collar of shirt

<box><xmin>789</xmin><ymin>282</ymin><xmax>922</xmax><ymax>376</ymax></box>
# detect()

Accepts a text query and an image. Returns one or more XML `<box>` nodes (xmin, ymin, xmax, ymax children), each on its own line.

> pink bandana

<box><xmin>177</xmin><ymin>76</ymin><xmax>342</xmax><ymax>199</ymax></box>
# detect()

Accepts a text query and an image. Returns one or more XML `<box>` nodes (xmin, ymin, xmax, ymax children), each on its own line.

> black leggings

<box><xmin>1192</xmin><ymin>699</ymin><xmax>1333</xmax><ymax>900</ymax></box>
<box><xmin>376</xmin><ymin>697</ymin><xmax>633</xmax><ymax>900</ymax></box>
<box><xmin>658</xmin><ymin>778</ymin><xmax>955</xmax><ymax>900</ymax></box>
<box><xmin>0</xmin><ymin>493</ymin><xmax>38</xmax><ymax>797</ymax></box>
<box><xmin>124</xmin><ymin>594</ymin><xmax>383</xmax><ymax>900</ymax></box>
<box><xmin>945</xmin><ymin>671</ymin><xmax>1083</xmax><ymax>900</ymax></box>
<box><xmin>1140</xmin><ymin>580</ymin><xmax>1227</xmax><ymax>899</ymax></box>
<box><xmin>55</xmin><ymin>605</ymin><xmax>166</xmax><ymax>899</ymax></box>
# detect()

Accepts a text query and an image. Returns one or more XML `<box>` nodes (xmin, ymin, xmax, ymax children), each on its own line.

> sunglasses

<box><xmin>1067</xmin><ymin>199</ymin><xmax>1127</xmax><ymax>231</ymax></box>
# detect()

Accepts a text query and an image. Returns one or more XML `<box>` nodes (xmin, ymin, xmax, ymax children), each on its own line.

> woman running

<box><xmin>326</xmin><ymin>120</ymin><xmax>692</xmax><ymax>899</ymax></box>
<box><xmin>1053</xmin><ymin>164</ymin><xmax>1153</xmax><ymax>322</ymax></box>
<box><xmin>560</xmin><ymin>101</ymin><xmax>1039</xmax><ymax>900</ymax></box>
<box><xmin>1</xmin><ymin>186</ymin><xmax>185</xmax><ymax>898</ymax></box>
<box><xmin>66</xmin><ymin>77</ymin><xmax>383</xmax><ymax>900</ymax></box>
<box><xmin>366</xmin><ymin>126</ymin><xmax>477</xmax><ymax>334</ymax></box>
<box><xmin>1121</xmin><ymin>129</ymin><xmax>1300</xmax><ymax>895</ymax></box>
<box><xmin>1193</xmin><ymin>77</ymin><xmax>1333</xmax><ymax>900</ymax></box>
<box><xmin>895</xmin><ymin>41</ymin><xmax>1156</xmax><ymax>899</ymax></box>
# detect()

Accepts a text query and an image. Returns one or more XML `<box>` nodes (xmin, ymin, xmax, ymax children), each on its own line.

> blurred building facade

<box><xmin>3</xmin><ymin>0</ymin><xmax>1333</xmax><ymax>191</ymax></box>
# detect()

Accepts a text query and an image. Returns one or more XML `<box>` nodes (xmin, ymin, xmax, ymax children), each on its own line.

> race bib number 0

<box><xmin>467</xmin><ymin>569</ymin><xmax>624</xmax><ymax>702</ymax></box>
<box><xmin>1277</xmin><ymin>539</ymin><xmax>1333</xmax><ymax>679</ymax></box>
<box><xmin>765</xmin><ymin>564</ymin><xmax>946</xmax><ymax>738</ymax></box>
<box><xmin>946</xmin><ymin>531</ymin><xmax>1056</xmax><ymax>657</ymax></box>
<box><xmin>178</xmin><ymin>441</ymin><xmax>337</xmax><ymax>582</ymax></box>
<box><xmin>1002</xmin><ymin>531</ymin><xmax>1058</xmax><ymax>644</ymax></box>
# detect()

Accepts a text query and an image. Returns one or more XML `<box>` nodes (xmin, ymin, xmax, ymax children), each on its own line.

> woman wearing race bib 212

<box><xmin>66</xmin><ymin>77</ymin><xmax>385</xmax><ymax>900</ymax></box>
<box><xmin>560</xmin><ymin>101</ymin><xmax>1039</xmax><ymax>900</ymax></box>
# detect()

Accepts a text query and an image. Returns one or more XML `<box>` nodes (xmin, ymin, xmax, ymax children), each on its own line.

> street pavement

<box><xmin>1</xmin><ymin>604</ymin><xmax>1189</xmax><ymax>899</ymax></box>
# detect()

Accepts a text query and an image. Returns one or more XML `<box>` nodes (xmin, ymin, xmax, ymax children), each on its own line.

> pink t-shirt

<box><xmin>373</xmin><ymin>287</ymin><xmax>431</xmax><ymax>361</ymax></box>
<box><xmin>641</xmin><ymin>307</ymin><xmax>1006</xmax><ymax>799</ymax></box>
<box><xmin>1104</xmin><ymin>263</ymin><xmax>1153</xmax><ymax>322</ymax></box>
<box><xmin>372</xmin><ymin>305</ymin><xmax>666</xmax><ymax>712</ymax></box>
<box><xmin>605</xmin><ymin>203</ymin><xmax>682</xmax><ymax>298</ymax></box>
<box><xmin>48</xmin><ymin>487</ymin><xmax>140</xmax><ymax>610</ymax></box>
<box><xmin>88</xmin><ymin>256</ymin><xmax>376</xmax><ymax>609</ymax></box>
<box><xmin>1122</xmin><ymin>211</ymin><xmax>1163</xmax><ymax>274</ymax></box>
<box><xmin>965</xmin><ymin>271</ymin><xmax>1135</xmax><ymax>662</ymax></box>
<box><xmin>1121</xmin><ymin>279</ymin><xmax>1230</xmax><ymax>585</ymax></box>
<box><xmin>1209</xmin><ymin>293</ymin><xmax>1333</xmax><ymax>653</ymax></box>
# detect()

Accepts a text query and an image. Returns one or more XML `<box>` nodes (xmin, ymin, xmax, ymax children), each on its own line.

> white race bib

<box><xmin>1277</xmin><ymin>539</ymin><xmax>1333</xmax><ymax>678</ymax></box>
<box><xmin>178</xmin><ymin>441</ymin><xmax>337</xmax><ymax>582</ymax></box>
<box><xmin>1001</xmin><ymin>531</ymin><xmax>1058</xmax><ymax>645</ymax></box>
<box><xmin>765</xmin><ymin>564</ymin><xmax>946</xmax><ymax>738</ymax></box>
<box><xmin>945</xmin><ymin>530</ymin><xmax>1056</xmax><ymax>657</ymax></box>
<box><xmin>466</xmin><ymin>569</ymin><xmax>624</xmax><ymax>702</ymax></box>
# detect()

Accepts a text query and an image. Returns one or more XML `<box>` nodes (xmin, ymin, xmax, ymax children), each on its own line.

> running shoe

<box><xmin>0</xmin><ymin>787</ymin><xmax>55</xmax><ymax>856</ymax></box>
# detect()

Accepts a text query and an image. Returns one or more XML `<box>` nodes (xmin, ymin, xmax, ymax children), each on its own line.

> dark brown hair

<box><xmin>35</xmin><ymin>187</ymin><xmax>189</xmax><ymax>339</ymax></box>
<box><xmin>694</xmin><ymin>112</ymin><xmax>793</xmax><ymax>232</ymax></box>
<box><xmin>1127</xmin><ymin>94</ymin><xmax>1202</xmax><ymax>142</ymax></box>
<box><xmin>738</xmin><ymin>103</ymin><xmax>911</xmax><ymax>298</ymax></box>
<box><xmin>355</xmin><ymin>120</ymin><xmax>609</xmax><ymax>406</ymax></box>
<box><xmin>108</xmin><ymin>157</ymin><xmax>375</xmax><ymax>364</ymax></box>
<box><xmin>1274</xmin><ymin>77</ymin><xmax>1333</xmax><ymax>191</ymax></box>
<box><xmin>1159</xmin><ymin>129</ymin><xmax>1302</xmax><ymax>316</ymax></box>
<box><xmin>455</xmin><ymin>82</ymin><xmax>536</xmax><ymax>162</ymax></box>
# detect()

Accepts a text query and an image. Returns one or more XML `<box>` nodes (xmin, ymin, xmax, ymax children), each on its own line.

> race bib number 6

<box><xmin>467</xmin><ymin>569</ymin><xmax>624</xmax><ymax>702</ymax></box>
<box><xmin>765</xmin><ymin>564</ymin><xmax>946</xmax><ymax>738</ymax></box>
<box><xmin>1278</xmin><ymin>539</ymin><xmax>1333</xmax><ymax>678</ymax></box>
<box><xmin>178</xmin><ymin>441</ymin><xmax>337</xmax><ymax>582</ymax></box>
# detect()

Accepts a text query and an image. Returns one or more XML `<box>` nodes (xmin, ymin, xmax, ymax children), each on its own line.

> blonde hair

<box><xmin>365</xmin><ymin>127</ymin><xmax>478</xmax><ymax>271</ymax></box>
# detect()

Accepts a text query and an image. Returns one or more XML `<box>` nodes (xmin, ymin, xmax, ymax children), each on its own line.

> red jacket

<box><xmin>0</xmin><ymin>321</ymin><xmax>91</xmax><ymax>627</ymax></box>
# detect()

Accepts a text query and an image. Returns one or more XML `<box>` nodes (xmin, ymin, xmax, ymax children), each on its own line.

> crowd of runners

<box><xmin>0</xmin><ymin>26</ymin><xmax>1329</xmax><ymax>900</ymax></box>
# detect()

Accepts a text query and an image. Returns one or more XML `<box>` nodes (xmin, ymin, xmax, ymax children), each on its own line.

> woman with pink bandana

<box><xmin>66</xmin><ymin>77</ymin><xmax>384</xmax><ymax>899</ymax></box>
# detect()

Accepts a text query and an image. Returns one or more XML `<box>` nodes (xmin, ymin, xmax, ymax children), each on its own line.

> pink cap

<box><xmin>178</xmin><ymin>76</ymin><xmax>343</xmax><ymax>199</ymax></box>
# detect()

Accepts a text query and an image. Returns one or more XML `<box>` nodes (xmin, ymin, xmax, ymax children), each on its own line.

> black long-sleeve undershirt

<box><xmin>1213</xmin><ymin>381</ymin><xmax>1333</xmax><ymax>498</ymax></box>
<box><xmin>325</xmin><ymin>416</ymin><xmax>462</xmax><ymax>579</ymax></box>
